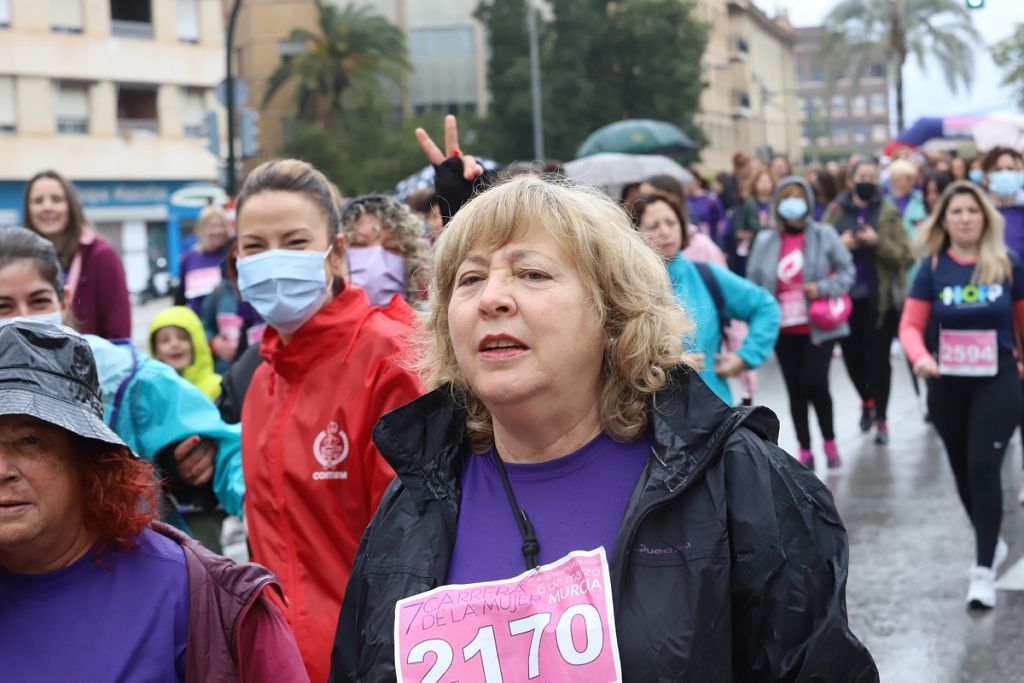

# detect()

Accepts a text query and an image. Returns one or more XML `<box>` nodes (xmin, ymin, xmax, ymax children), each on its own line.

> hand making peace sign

<box><xmin>415</xmin><ymin>115</ymin><xmax>485</xmax><ymax>182</ymax></box>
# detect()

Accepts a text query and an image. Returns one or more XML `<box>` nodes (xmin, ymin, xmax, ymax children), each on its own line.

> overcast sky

<box><xmin>754</xmin><ymin>0</ymin><xmax>1022</xmax><ymax>125</ymax></box>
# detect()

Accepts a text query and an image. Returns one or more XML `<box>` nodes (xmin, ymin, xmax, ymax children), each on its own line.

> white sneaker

<box><xmin>967</xmin><ymin>566</ymin><xmax>997</xmax><ymax>609</ymax></box>
<box><xmin>966</xmin><ymin>538</ymin><xmax>1009</xmax><ymax>609</ymax></box>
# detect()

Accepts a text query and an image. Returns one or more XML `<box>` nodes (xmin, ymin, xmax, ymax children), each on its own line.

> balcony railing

<box><xmin>57</xmin><ymin>117</ymin><xmax>89</xmax><ymax>134</ymax></box>
<box><xmin>118</xmin><ymin>118</ymin><xmax>158</xmax><ymax>137</ymax></box>
<box><xmin>111</xmin><ymin>19</ymin><xmax>153</xmax><ymax>39</ymax></box>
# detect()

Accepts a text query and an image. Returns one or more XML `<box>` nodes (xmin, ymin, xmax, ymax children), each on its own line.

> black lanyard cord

<box><xmin>492</xmin><ymin>449</ymin><xmax>541</xmax><ymax>571</ymax></box>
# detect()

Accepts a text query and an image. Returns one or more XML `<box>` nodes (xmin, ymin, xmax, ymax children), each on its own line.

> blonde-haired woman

<box><xmin>176</xmin><ymin>205</ymin><xmax>231</xmax><ymax>314</ymax></box>
<box><xmin>340</xmin><ymin>194</ymin><xmax>428</xmax><ymax>306</ymax></box>
<box><xmin>331</xmin><ymin>175</ymin><xmax>875</xmax><ymax>681</ymax></box>
<box><xmin>899</xmin><ymin>181</ymin><xmax>1024</xmax><ymax>609</ymax></box>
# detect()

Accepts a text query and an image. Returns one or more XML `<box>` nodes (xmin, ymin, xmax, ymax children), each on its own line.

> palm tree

<box><xmin>993</xmin><ymin>23</ymin><xmax>1024</xmax><ymax>110</ymax></box>
<box><xmin>821</xmin><ymin>0</ymin><xmax>982</xmax><ymax>134</ymax></box>
<box><xmin>262</xmin><ymin>1</ymin><xmax>411</xmax><ymax>130</ymax></box>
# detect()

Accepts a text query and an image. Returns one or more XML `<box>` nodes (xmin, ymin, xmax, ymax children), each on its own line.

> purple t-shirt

<box><xmin>889</xmin><ymin>193</ymin><xmax>911</xmax><ymax>216</ymax></box>
<box><xmin>687</xmin><ymin>194</ymin><xmax>725</xmax><ymax>245</ymax></box>
<box><xmin>0</xmin><ymin>528</ymin><xmax>189</xmax><ymax>682</ymax></box>
<box><xmin>180</xmin><ymin>247</ymin><xmax>227</xmax><ymax>313</ymax></box>
<box><xmin>1000</xmin><ymin>204</ymin><xmax>1024</xmax><ymax>260</ymax></box>
<box><xmin>446</xmin><ymin>432</ymin><xmax>650</xmax><ymax>585</ymax></box>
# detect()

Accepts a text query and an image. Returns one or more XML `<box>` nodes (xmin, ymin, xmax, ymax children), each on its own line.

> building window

<box><xmin>52</xmin><ymin>0</ymin><xmax>83</xmax><ymax>33</ymax></box>
<box><xmin>868</xmin><ymin>64</ymin><xmax>885</xmax><ymax>78</ymax></box>
<box><xmin>831</xmin><ymin>95</ymin><xmax>846</xmax><ymax>116</ymax></box>
<box><xmin>811</xmin><ymin>96</ymin><xmax>825</xmax><ymax>115</ymax></box>
<box><xmin>833</xmin><ymin>123</ymin><xmax>848</xmax><ymax>145</ymax></box>
<box><xmin>870</xmin><ymin>93</ymin><xmax>886</xmax><ymax>115</ymax></box>
<box><xmin>117</xmin><ymin>85</ymin><xmax>158</xmax><ymax>136</ymax></box>
<box><xmin>872</xmin><ymin>124</ymin><xmax>888</xmax><ymax>142</ymax></box>
<box><xmin>278</xmin><ymin>39</ymin><xmax>306</xmax><ymax>63</ymax></box>
<box><xmin>810</xmin><ymin>66</ymin><xmax>824</xmax><ymax>82</ymax></box>
<box><xmin>408</xmin><ymin>26</ymin><xmax>479</xmax><ymax>110</ymax></box>
<box><xmin>111</xmin><ymin>0</ymin><xmax>152</xmax><ymax>39</ymax></box>
<box><xmin>0</xmin><ymin>76</ymin><xmax>15</xmax><ymax>133</ymax></box>
<box><xmin>0</xmin><ymin>0</ymin><xmax>11</xmax><ymax>27</ymax></box>
<box><xmin>851</xmin><ymin>95</ymin><xmax>866</xmax><ymax>117</ymax></box>
<box><xmin>55</xmin><ymin>81</ymin><xmax>90</xmax><ymax>134</ymax></box>
<box><xmin>852</xmin><ymin>123</ymin><xmax>869</xmax><ymax>144</ymax></box>
<box><xmin>176</xmin><ymin>0</ymin><xmax>199</xmax><ymax>43</ymax></box>
<box><xmin>182</xmin><ymin>87</ymin><xmax>206</xmax><ymax>137</ymax></box>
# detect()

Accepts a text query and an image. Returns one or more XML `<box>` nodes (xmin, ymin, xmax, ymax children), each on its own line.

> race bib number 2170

<box><xmin>394</xmin><ymin>548</ymin><xmax>622</xmax><ymax>682</ymax></box>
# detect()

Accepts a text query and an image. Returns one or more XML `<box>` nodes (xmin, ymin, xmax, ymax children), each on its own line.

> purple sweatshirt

<box><xmin>65</xmin><ymin>235</ymin><xmax>132</xmax><ymax>339</ymax></box>
<box><xmin>999</xmin><ymin>204</ymin><xmax>1024</xmax><ymax>260</ymax></box>
<box><xmin>0</xmin><ymin>528</ymin><xmax>189</xmax><ymax>682</ymax></box>
<box><xmin>446</xmin><ymin>432</ymin><xmax>650</xmax><ymax>585</ymax></box>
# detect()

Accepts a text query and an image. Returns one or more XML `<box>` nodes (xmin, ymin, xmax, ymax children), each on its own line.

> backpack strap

<box><xmin>107</xmin><ymin>340</ymin><xmax>140</xmax><ymax>430</ymax></box>
<box><xmin>694</xmin><ymin>261</ymin><xmax>732</xmax><ymax>344</ymax></box>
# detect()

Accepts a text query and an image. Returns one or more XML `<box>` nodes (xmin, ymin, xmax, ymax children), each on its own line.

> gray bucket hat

<box><xmin>0</xmin><ymin>319</ymin><xmax>127</xmax><ymax>447</ymax></box>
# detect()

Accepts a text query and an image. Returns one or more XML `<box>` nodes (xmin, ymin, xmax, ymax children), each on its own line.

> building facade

<box><xmin>231</xmin><ymin>0</ymin><xmax>489</xmax><ymax>166</ymax></box>
<box><xmin>695</xmin><ymin>0</ymin><xmax>800</xmax><ymax>172</ymax></box>
<box><xmin>0</xmin><ymin>0</ymin><xmax>225</xmax><ymax>293</ymax></box>
<box><xmin>794</xmin><ymin>25</ymin><xmax>891</xmax><ymax>161</ymax></box>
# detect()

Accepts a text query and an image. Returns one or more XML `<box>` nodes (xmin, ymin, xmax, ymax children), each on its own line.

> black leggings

<box><xmin>776</xmin><ymin>334</ymin><xmax>835</xmax><ymax>450</ymax></box>
<box><xmin>840</xmin><ymin>301</ymin><xmax>899</xmax><ymax>421</ymax></box>
<box><xmin>928</xmin><ymin>358</ymin><xmax>1022</xmax><ymax>567</ymax></box>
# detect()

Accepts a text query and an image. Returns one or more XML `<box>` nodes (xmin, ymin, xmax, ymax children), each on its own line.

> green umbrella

<box><xmin>575</xmin><ymin>119</ymin><xmax>695</xmax><ymax>158</ymax></box>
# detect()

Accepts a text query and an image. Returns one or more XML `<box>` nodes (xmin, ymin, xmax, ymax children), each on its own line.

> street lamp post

<box><xmin>225</xmin><ymin>0</ymin><xmax>243</xmax><ymax>196</ymax></box>
<box><xmin>527</xmin><ymin>0</ymin><xmax>544</xmax><ymax>162</ymax></box>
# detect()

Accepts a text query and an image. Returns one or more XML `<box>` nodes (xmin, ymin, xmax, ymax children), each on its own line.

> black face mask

<box><xmin>854</xmin><ymin>182</ymin><xmax>876</xmax><ymax>201</ymax></box>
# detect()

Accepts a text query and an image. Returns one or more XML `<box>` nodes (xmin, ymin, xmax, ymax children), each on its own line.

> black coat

<box><xmin>330</xmin><ymin>368</ymin><xmax>878</xmax><ymax>682</ymax></box>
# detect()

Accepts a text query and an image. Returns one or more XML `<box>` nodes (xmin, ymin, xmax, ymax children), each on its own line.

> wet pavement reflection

<box><xmin>749</xmin><ymin>354</ymin><xmax>1024</xmax><ymax>682</ymax></box>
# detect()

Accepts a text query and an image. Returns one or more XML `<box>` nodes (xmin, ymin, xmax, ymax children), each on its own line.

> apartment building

<box><xmin>0</xmin><ymin>0</ymin><xmax>225</xmax><ymax>293</ymax></box>
<box><xmin>231</xmin><ymin>0</ymin><xmax>489</xmax><ymax>166</ymax></box>
<box><xmin>795</xmin><ymin>25</ymin><xmax>891</xmax><ymax>160</ymax></box>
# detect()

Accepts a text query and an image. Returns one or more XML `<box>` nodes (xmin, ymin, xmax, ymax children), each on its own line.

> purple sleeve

<box><xmin>237</xmin><ymin>593</ymin><xmax>310</xmax><ymax>683</ymax></box>
<box><xmin>92</xmin><ymin>241</ymin><xmax>133</xmax><ymax>339</ymax></box>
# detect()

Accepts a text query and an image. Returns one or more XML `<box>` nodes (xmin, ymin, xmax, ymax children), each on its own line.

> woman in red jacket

<box><xmin>230</xmin><ymin>159</ymin><xmax>422</xmax><ymax>683</ymax></box>
<box><xmin>22</xmin><ymin>170</ymin><xmax>131</xmax><ymax>338</ymax></box>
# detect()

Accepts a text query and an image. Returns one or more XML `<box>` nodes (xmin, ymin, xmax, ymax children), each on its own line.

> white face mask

<box><xmin>29</xmin><ymin>311</ymin><xmax>65</xmax><ymax>327</ymax></box>
<box><xmin>236</xmin><ymin>248</ymin><xmax>334</xmax><ymax>334</ymax></box>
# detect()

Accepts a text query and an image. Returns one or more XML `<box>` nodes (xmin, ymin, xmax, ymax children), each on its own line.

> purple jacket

<box><xmin>68</xmin><ymin>235</ymin><xmax>132</xmax><ymax>339</ymax></box>
<box><xmin>151</xmin><ymin>522</ymin><xmax>309</xmax><ymax>683</ymax></box>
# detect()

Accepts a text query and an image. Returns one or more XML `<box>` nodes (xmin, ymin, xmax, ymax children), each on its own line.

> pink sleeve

<box><xmin>899</xmin><ymin>298</ymin><xmax>932</xmax><ymax>366</ymax></box>
<box><xmin>238</xmin><ymin>592</ymin><xmax>310</xmax><ymax>683</ymax></box>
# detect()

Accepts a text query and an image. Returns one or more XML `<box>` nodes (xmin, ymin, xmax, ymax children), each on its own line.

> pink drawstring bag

<box><xmin>808</xmin><ymin>293</ymin><xmax>853</xmax><ymax>331</ymax></box>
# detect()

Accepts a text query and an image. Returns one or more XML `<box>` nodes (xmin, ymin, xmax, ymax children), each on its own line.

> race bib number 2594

<box><xmin>394</xmin><ymin>548</ymin><xmax>622</xmax><ymax>683</ymax></box>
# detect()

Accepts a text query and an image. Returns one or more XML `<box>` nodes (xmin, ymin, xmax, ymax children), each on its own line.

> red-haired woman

<box><xmin>0</xmin><ymin>320</ymin><xmax>308</xmax><ymax>682</ymax></box>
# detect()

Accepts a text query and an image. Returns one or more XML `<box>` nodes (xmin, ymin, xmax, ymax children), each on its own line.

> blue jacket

<box><xmin>666</xmin><ymin>256</ymin><xmax>780</xmax><ymax>404</ymax></box>
<box><xmin>87</xmin><ymin>335</ymin><xmax>245</xmax><ymax>517</ymax></box>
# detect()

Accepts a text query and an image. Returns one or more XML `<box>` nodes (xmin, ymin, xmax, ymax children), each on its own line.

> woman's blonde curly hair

<box><xmin>419</xmin><ymin>175</ymin><xmax>694</xmax><ymax>452</ymax></box>
<box><xmin>340</xmin><ymin>195</ymin><xmax>427</xmax><ymax>302</ymax></box>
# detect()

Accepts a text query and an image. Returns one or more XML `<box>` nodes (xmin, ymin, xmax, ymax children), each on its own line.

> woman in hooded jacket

<box><xmin>823</xmin><ymin>159</ymin><xmax>912</xmax><ymax>445</ymax></box>
<box><xmin>748</xmin><ymin>176</ymin><xmax>856</xmax><ymax>470</ymax></box>
<box><xmin>150</xmin><ymin>306</ymin><xmax>223</xmax><ymax>402</ymax></box>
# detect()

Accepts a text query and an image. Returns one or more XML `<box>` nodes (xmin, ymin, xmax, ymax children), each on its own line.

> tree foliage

<box><xmin>262</xmin><ymin>0</ymin><xmax>411</xmax><ymax>130</ymax></box>
<box><xmin>477</xmin><ymin>0</ymin><xmax>709</xmax><ymax>162</ymax></box>
<box><xmin>821</xmin><ymin>0</ymin><xmax>982</xmax><ymax>133</ymax></box>
<box><xmin>992</xmin><ymin>23</ymin><xmax>1024</xmax><ymax>111</ymax></box>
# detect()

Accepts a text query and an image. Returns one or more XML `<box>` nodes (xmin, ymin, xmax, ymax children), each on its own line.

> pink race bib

<box><xmin>246</xmin><ymin>323</ymin><xmax>267</xmax><ymax>347</ymax></box>
<box><xmin>395</xmin><ymin>548</ymin><xmax>622</xmax><ymax>683</ymax></box>
<box><xmin>216</xmin><ymin>313</ymin><xmax>243</xmax><ymax>346</ymax></box>
<box><xmin>939</xmin><ymin>329</ymin><xmax>998</xmax><ymax>377</ymax></box>
<box><xmin>184</xmin><ymin>266</ymin><xmax>221</xmax><ymax>300</ymax></box>
<box><xmin>778</xmin><ymin>290</ymin><xmax>809</xmax><ymax>328</ymax></box>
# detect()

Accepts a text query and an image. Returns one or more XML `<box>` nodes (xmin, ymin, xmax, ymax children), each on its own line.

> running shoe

<box><xmin>797</xmin><ymin>448</ymin><xmax>814</xmax><ymax>469</ymax></box>
<box><xmin>966</xmin><ymin>537</ymin><xmax>1008</xmax><ymax>610</ymax></box>
<box><xmin>824</xmin><ymin>439</ymin><xmax>842</xmax><ymax>469</ymax></box>
<box><xmin>859</xmin><ymin>401</ymin><xmax>875</xmax><ymax>433</ymax></box>
<box><xmin>966</xmin><ymin>566</ymin><xmax>997</xmax><ymax>609</ymax></box>
<box><xmin>874</xmin><ymin>420</ymin><xmax>889</xmax><ymax>445</ymax></box>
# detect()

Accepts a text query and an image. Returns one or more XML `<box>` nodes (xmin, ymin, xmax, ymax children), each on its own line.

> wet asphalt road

<box><xmin>747</xmin><ymin>351</ymin><xmax>1024</xmax><ymax>683</ymax></box>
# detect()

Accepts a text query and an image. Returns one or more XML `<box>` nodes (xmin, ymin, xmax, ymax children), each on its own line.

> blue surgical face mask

<box><xmin>236</xmin><ymin>248</ymin><xmax>333</xmax><ymax>334</ymax></box>
<box><xmin>347</xmin><ymin>245</ymin><xmax>406</xmax><ymax>307</ymax></box>
<box><xmin>989</xmin><ymin>170</ymin><xmax>1024</xmax><ymax>199</ymax></box>
<box><xmin>777</xmin><ymin>197</ymin><xmax>809</xmax><ymax>222</ymax></box>
<box><xmin>968</xmin><ymin>169</ymin><xmax>984</xmax><ymax>185</ymax></box>
<box><xmin>30</xmin><ymin>311</ymin><xmax>66</xmax><ymax>327</ymax></box>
